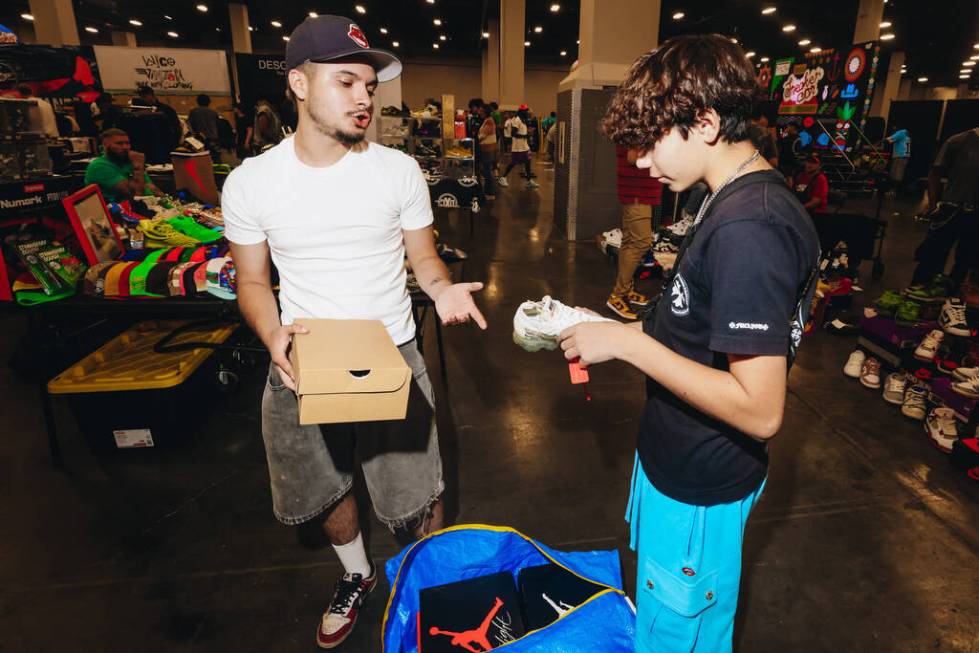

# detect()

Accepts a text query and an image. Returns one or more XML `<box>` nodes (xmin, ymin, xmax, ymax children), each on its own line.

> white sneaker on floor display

<box><xmin>860</xmin><ymin>356</ymin><xmax>882</xmax><ymax>389</ymax></box>
<box><xmin>513</xmin><ymin>295</ymin><xmax>613</xmax><ymax>352</ymax></box>
<box><xmin>952</xmin><ymin>376</ymin><xmax>979</xmax><ymax>399</ymax></box>
<box><xmin>497</xmin><ymin>176</ymin><xmax>509</xmax><ymax>187</ymax></box>
<box><xmin>952</xmin><ymin>366</ymin><xmax>979</xmax><ymax>381</ymax></box>
<box><xmin>925</xmin><ymin>407</ymin><xmax>959</xmax><ymax>453</ymax></box>
<box><xmin>939</xmin><ymin>298</ymin><xmax>971</xmax><ymax>337</ymax></box>
<box><xmin>666</xmin><ymin>214</ymin><xmax>695</xmax><ymax>239</ymax></box>
<box><xmin>882</xmin><ymin>372</ymin><xmax>908</xmax><ymax>405</ymax></box>
<box><xmin>901</xmin><ymin>384</ymin><xmax>928</xmax><ymax>420</ymax></box>
<box><xmin>843</xmin><ymin>349</ymin><xmax>866</xmax><ymax>378</ymax></box>
<box><xmin>525</xmin><ymin>180</ymin><xmax>540</xmax><ymax>189</ymax></box>
<box><xmin>601</xmin><ymin>228</ymin><xmax>622</xmax><ymax>252</ymax></box>
<box><xmin>914</xmin><ymin>330</ymin><xmax>943</xmax><ymax>361</ymax></box>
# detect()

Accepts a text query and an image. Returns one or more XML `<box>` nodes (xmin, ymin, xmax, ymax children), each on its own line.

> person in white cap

<box><xmin>222</xmin><ymin>14</ymin><xmax>487</xmax><ymax>649</ymax></box>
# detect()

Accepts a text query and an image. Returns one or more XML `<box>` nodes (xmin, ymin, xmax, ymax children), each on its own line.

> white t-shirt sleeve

<box><xmin>400</xmin><ymin>158</ymin><xmax>434</xmax><ymax>231</ymax></box>
<box><xmin>222</xmin><ymin>165</ymin><xmax>267</xmax><ymax>245</ymax></box>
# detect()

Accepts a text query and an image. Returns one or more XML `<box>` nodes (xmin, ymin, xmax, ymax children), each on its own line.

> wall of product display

<box><xmin>0</xmin><ymin>99</ymin><xmax>55</xmax><ymax>181</ymax></box>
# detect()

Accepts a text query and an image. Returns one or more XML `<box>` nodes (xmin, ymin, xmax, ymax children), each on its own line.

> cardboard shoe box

<box><xmin>290</xmin><ymin>319</ymin><xmax>411</xmax><ymax>425</ymax></box>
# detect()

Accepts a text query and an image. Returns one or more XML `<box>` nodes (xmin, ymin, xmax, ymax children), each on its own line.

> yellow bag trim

<box><xmin>380</xmin><ymin>523</ymin><xmax>625</xmax><ymax>652</ymax></box>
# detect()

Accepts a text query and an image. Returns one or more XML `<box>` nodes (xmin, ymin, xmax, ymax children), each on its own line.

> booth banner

<box><xmin>0</xmin><ymin>45</ymin><xmax>102</xmax><ymax>102</ymax></box>
<box><xmin>764</xmin><ymin>41</ymin><xmax>881</xmax><ymax>152</ymax></box>
<box><xmin>233</xmin><ymin>53</ymin><xmax>288</xmax><ymax>109</ymax></box>
<box><xmin>93</xmin><ymin>46</ymin><xmax>231</xmax><ymax>95</ymax></box>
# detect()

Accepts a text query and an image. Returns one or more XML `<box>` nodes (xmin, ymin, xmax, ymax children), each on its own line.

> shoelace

<box><xmin>328</xmin><ymin>575</ymin><xmax>363</xmax><ymax>615</ymax></box>
<box><xmin>945</xmin><ymin>303</ymin><xmax>967</xmax><ymax>324</ymax></box>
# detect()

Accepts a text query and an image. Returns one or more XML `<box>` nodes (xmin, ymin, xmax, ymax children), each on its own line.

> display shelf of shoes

<box><xmin>439</xmin><ymin>137</ymin><xmax>475</xmax><ymax>181</ymax></box>
<box><xmin>379</xmin><ymin>115</ymin><xmax>411</xmax><ymax>153</ymax></box>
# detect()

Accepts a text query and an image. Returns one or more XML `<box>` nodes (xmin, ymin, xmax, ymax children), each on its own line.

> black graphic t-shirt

<box><xmin>640</xmin><ymin>170</ymin><xmax>819</xmax><ymax>506</ymax></box>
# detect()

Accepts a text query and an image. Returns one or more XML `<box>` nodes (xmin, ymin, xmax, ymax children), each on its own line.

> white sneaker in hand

<box><xmin>513</xmin><ymin>295</ymin><xmax>613</xmax><ymax>352</ymax></box>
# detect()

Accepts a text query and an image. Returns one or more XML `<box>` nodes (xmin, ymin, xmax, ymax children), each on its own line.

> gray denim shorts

<box><xmin>261</xmin><ymin>339</ymin><xmax>443</xmax><ymax>530</ymax></box>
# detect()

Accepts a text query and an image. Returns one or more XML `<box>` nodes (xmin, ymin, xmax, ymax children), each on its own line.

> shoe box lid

<box><xmin>859</xmin><ymin>314</ymin><xmax>938</xmax><ymax>350</ymax></box>
<box><xmin>290</xmin><ymin>319</ymin><xmax>411</xmax><ymax>425</ymax></box>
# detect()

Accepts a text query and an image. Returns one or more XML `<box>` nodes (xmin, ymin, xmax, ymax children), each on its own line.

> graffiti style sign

<box><xmin>781</xmin><ymin>66</ymin><xmax>825</xmax><ymax>114</ymax></box>
<box><xmin>94</xmin><ymin>46</ymin><xmax>231</xmax><ymax>94</ymax></box>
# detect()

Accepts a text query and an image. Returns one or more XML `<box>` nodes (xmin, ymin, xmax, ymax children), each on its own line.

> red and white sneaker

<box><xmin>316</xmin><ymin>563</ymin><xmax>377</xmax><ymax>649</ymax></box>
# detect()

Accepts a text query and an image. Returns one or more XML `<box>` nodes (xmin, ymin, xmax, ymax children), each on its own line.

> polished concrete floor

<box><xmin>1</xmin><ymin>164</ymin><xmax>977</xmax><ymax>653</ymax></box>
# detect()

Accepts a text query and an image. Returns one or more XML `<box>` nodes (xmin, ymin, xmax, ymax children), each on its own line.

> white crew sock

<box><xmin>332</xmin><ymin>532</ymin><xmax>371</xmax><ymax>577</ymax></box>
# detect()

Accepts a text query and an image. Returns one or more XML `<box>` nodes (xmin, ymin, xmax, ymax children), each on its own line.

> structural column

<box><xmin>28</xmin><ymin>0</ymin><xmax>79</xmax><ymax>46</ymax></box>
<box><xmin>228</xmin><ymin>3</ymin><xmax>252</xmax><ymax>54</ymax></box>
<box><xmin>499</xmin><ymin>0</ymin><xmax>525</xmax><ymax>109</ymax></box>
<box><xmin>852</xmin><ymin>0</ymin><xmax>883</xmax><ymax>44</ymax></box>
<box><xmin>110</xmin><ymin>31</ymin><xmax>137</xmax><ymax>47</ymax></box>
<box><xmin>554</xmin><ymin>0</ymin><xmax>661</xmax><ymax>240</ymax></box>
<box><xmin>871</xmin><ymin>50</ymin><xmax>904</xmax><ymax>120</ymax></box>
<box><xmin>481</xmin><ymin>19</ymin><xmax>501</xmax><ymax>103</ymax></box>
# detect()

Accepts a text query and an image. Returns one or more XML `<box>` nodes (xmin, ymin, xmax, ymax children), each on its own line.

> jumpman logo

<box><xmin>541</xmin><ymin>592</ymin><xmax>574</xmax><ymax>617</ymax></box>
<box><xmin>429</xmin><ymin>597</ymin><xmax>504</xmax><ymax>652</ymax></box>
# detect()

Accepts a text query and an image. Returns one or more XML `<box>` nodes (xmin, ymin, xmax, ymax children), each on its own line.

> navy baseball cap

<box><xmin>285</xmin><ymin>15</ymin><xmax>402</xmax><ymax>82</ymax></box>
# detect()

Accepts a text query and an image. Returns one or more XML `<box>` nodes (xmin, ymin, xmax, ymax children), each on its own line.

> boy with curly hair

<box><xmin>558</xmin><ymin>35</ymin><xmax>819</xmax><ymax>652</ymax></box>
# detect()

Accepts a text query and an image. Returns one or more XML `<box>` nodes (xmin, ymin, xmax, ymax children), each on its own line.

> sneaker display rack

<box><xmin>843</xmin><ymin>280</ymin><xmax>979</xmax><ymax>472</ymax></box>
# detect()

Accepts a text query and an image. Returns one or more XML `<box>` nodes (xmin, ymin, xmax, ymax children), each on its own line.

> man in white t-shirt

<box><xmin>498</xmin><ymin>105</ymin><xmax>539</xmax><ymax>189</ymax></box>
<box><xmin>223</xmin><ymin>15</ymin><xmax>486</xmax><ymax>650</ymax></box>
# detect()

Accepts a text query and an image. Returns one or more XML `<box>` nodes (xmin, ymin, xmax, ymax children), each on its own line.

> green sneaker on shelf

<box><xmin>895</xmin><ymin>300</ymin><xmax>922</xmax><ymax>325</ymax></box>
<box><xmin>875</xmin><ymin>290</ymin><xmax>903</xmax><ymax>314</ymax></box>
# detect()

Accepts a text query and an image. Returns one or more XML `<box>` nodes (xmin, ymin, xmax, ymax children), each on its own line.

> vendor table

<box><xmin>427</xmin><ymin>177</ymin><xmax>481</xmax><ymax>236</ymax></box>
<box><xmin>9</xmin><ymin>281</ymin><xmax>453</xmax><ymax>469</ymax></box>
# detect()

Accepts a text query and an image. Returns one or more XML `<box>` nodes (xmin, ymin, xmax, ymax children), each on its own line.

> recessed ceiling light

<box><xmin>167</xmin><ymin>31</ymin><xmax>179</xmax><ymax>38</ymax></box>
<box><xmin>283</xmin><ymin>36</ymin><xmax>290</xmax><ymax>41</ymax></box>
<box><xmin>761</xmin><ymin>7</ymin><xmax>776</xmax><ymax>15</ymax></box>
<box><xmin>392</xmin><ymin>40</ymin><xmax>399</xmax><ymax>47</ymax></box>
<box><xmin>798</xmin><ymin>38</ymin><xmax>811</xmax><ymax>46</ymax></box>
<box><xmin>974</xmin><ymin>43</ymin><xmax>979</xmax><ymax>49</ymax></box>
<box><xmin>971</xmin><ymin>55</ymin><xmax>979</xmax><ymax>60</ymax></box>
<box><xmin>432</xmin><ymin>43</ymin><xmax>439</xmax><ymax>49</ymax></box>
<box><xmin>534</xmin><ymin>26</ymin><xmax>543</xmax><ymax>33</ymax></box>
<box><xmin>560</xmin><ymin>50</ymin><xmax>567</xmax><ymax>56</ymax></box>
<box><xmin>248</xmin><ymin>26</ymin><xmax>254</xmax><ymax>31</ymax></box>
<box><xmin>482</xmin><ymin>31</ymin><xmax>489</xmax><ymax>38</ymax></box>
<box><xmin>129</xmin><ymin>19</ymin><xmax>142</xmax><ymax>27</ymax></box>
<box><xmin>215</xmin><ymin>27</ymin><xmax>221</xmax><ymax>32</ymax></box>
<box><xmin>961</xmin><ymin>69</ymin><xmax>972</xmax><ymax>74</ymax></box>
<box><xmin>524</xmin><ymin>40</ymin><xmax>530</xmax><ymax>47</ymax></box>
<box><xmin>379</xmin><ymin>27</ymin><xmax>388</xmax><ymax>34</ymax></box>
<box><xmin>433</xmin><ymin>18</ymin><xmax>442</xmax><ymax>26</ymax></box>
<box><xmin>963</xmin><ymin>61</ymin><xmax>976</xmax><ymax>66</ymax></box>
<box><xmin>810</xmin><ymin>47</ymin><xmax>821</xmax><ymax>53</ymax></box>
<box><xmin>20</xmin><ymin>13</ymin><xmax>34</xmax><ymax>21</ymax></box>
<box><xmin>879</xmin><ymin>21</ymin><xmax>891</xmax><ymax>28</ymax></box>
<box><xmin>782</xmin><ymin>24</ymin><xmax>796</xmax><ymax>32</ymax></box>
<box><xmin>309</xmin><ymin>11</ymin><xmax>318</xmax><ymax>18</ymax></box>
<box><xmin>731</xmin><ymin>37</ymin><xmax>738</xmax><ymax>44</ymax></box>
<box><xmin>271</xmin><ymin>20</ymin><xmax>282</xmax><ymax>27</ymax></box>
<box><xmin>550</xmin><ymin>3</ymin><xmax>561</xmax><ymax>12</ymax></box>
<box><xmin>760</xmin><ymin>56</ymin><xmax>770</xmax><ymax>62</ymax></box>
<box><xmin>880</xmin><ymin>33</ymin><xmax>895</xmax><ymax>40</ymax></box>
<box><xmin>196</xmin><ymin>4</ymin><xmax>208</xmax><ymax>13</ymax></box>
<box><xmin>164</xmin><ymin>15</ymin><xmax>172</xmax><ymax>20</ymax></box>
<box><xmin>672</xmin><ymin>12</ymin><xmax>684</xmax><ymax>20</ymax></box>
<box><xmin>426</xmin><ymin>0</ymin><xmax>434</xmax><ymax>3</ymax></box>
<box><xmin>746</xmin><ymin>51</ymin><xmax>756</xmax><ymax>58</ymax></box>
<box><xmin>576</xmin><ymin>39</ymin><xmax>580</xmax><ymax>44</ymax></box>
<box><xmin>960</xmin><ymin>74</ymin><xmax>971</xmax><ymax>79</ymax></box>
<box><xmin>917</xmin><ymin>76</ymin><xmax>928</xmax><ymax>82</ymax></box>
<box><xmin>355</xmin><ymin>5</ymin><xmax>366</xmax><ymax>14</ymax></box>
<box><xmin>439</xmin><ymin>35</ymin><xmax>446</xmax><ymax>41</ymax></box>
<box><xmin>84</xmin><ymin>26</ymin><xmax>98</xmax><ymax>33</ymax></box>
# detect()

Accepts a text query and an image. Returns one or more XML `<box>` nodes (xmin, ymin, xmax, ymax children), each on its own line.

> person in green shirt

<box><xmin>84</xmin><ymin>128</ymin><xmax>161</xmax><ymax>203</ymax></box>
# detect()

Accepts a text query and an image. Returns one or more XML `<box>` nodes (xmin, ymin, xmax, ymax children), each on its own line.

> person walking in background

<box><xmin>498</xmin><ymin>106</ymin><xmax>539</xmax><ymax>190</ymax></box>
<box><xmin>476</xmin><ymin>102</ymin><xmax>498</xmax><ymax>200</ymax></box>
<box><xmin>606</xmin><ymin>146</ymin><xmax>663</xmax><ymax>320</ymax></box>
<box><xmin>748</xmin><ymin>108</ymin><xmax>778</xmax><ymax>168</ymax></box>
<box><xmin>792</xmin><ymin>153</ymin><xmax>829</xmax><ymax>216</ymax></box>
<box><xmin>885</xmin><ymin>124</ymin><xmax>911</xmax><ymax>189</ymax></box>
<box><xmin>188</xmin><ymin>93</ymin><xmax>220</xmax><ymax>150</ymax></box>
<box><xmin>133</xmin><ymin>86</ymin><xmax>182</xmax><ymax>148</ymax></box>
<box><xmin>777</xmin><ymin>120</ymin><xmax>802</xmax><ymax>181</ymax></box>
<box><xmin>911</xmin><ymin>126</ymin><xmax>979</xmax><ymax>287</ymax></box>
<box><xmin>15</xmin><ymin>83</ymin><xmax>59</xmax><ymax>137</ymax></box>
<box><xmin>502</xmin><ymin>110</ymin><xmax>513</xmax><ymax>154</ymax></box>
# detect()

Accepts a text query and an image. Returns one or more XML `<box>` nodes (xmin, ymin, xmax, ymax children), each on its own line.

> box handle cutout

<box><xmin>349</xmin><ymin>369</ymin><xmax>372</xmax><ymax>379</ymax></box>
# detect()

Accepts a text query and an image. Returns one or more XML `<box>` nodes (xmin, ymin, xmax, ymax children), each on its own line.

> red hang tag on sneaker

<box><xmin>568</xmin><ymin>360</ymin><xmax>590</xmax><ymax>384</ymax></box>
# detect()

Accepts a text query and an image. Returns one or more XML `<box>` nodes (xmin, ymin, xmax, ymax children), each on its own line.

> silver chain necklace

<box><xmin>694</xmin><ymin>149</ymin><xmax>761</xmax><ymax>226</ymax></box>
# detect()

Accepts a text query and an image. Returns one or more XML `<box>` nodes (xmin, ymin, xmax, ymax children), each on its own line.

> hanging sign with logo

<box><xmin>93</xmin><ymin>46</ymin><xmax>231</xmax><ymax>94</ymax></box>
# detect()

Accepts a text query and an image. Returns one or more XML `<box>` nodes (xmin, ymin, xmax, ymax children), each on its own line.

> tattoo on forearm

<box><xmin>429</xmin><ymin>276</ymin><xmax>444</xmax><ymax>286</ymax></box>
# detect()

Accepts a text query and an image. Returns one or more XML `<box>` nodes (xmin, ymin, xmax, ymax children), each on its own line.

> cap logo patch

<box><xmin>348</xmin><ymin>24</ymin><xmax>369</xmax><ymax>48</ymax></box>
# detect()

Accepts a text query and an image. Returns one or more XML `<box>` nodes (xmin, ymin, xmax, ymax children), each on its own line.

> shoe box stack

<box><xmin>843</xmin><ymin>274</ymin><xmax>979</xmax><ymax>475</ymax></box>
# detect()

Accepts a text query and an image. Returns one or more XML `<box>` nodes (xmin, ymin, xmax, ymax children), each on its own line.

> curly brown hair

<box><xmin>602</xmin><ymin>34</ymin><xmax>760</xmax><ymax>152</ymax></box>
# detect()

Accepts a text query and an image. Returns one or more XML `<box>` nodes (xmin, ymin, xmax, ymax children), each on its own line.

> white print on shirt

<box><xmin>542</xmin><ymin>592</ymin><xmax>574</xmax><ymax>617</ymax></box>
<box><xmin>670</xmin><ymin>273</ymin><xmax>690</xmax><ymax>316</ymax></box>
<box><xmin>728</xmin><ymin>322</ymin><xmax>770</xmax><ymax>331</ymax></box>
